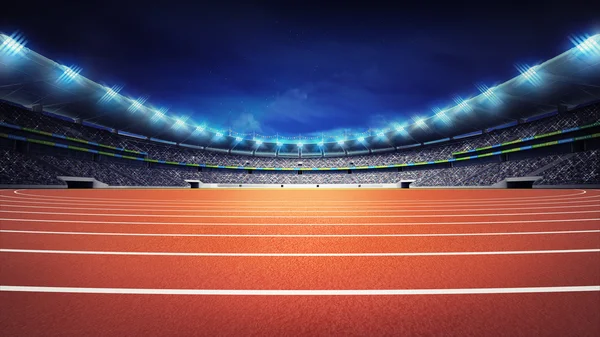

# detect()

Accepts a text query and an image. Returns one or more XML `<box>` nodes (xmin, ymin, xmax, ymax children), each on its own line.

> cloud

<box><xmin>263</xmin><ymin>88</ymin><xmax>322</xmax><ymax>124</ymax></box>
<box><xmin>231</xmin><ymin>112</ymin><xmax>262</xmax><ymax>133</ymax></box>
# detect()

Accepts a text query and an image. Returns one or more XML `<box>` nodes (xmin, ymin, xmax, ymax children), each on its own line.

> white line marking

<box><xmin>1</xmin><ymin>285</ymin><xmax>598</xmax><ymax>295</ymax></box>
<box><xmin>2</xmin><ymin>210</ymin><xmax>599</xmax><ymax>218</ymax></box>
<box><xmin>2</xmin><ymin>203</ymin><xmax>598</xmax><ymax>213</ymax></box>
<box><xmin>2</xmin><ymin>217</ymin><xmax>598</xmax><ymax>226</ymax></box>
<box><xmin>1</xmin><ymin>248</ymin><xmax>599</xmax><ymax>257</ymax></box>
<box><xmin>3</xmin><ymin>196</ymin><xmax>599</xmax><ymax>209</ymax></box>
<box><xmin>1</xmin><ymin>229</ymin><xmax>599</xmax><ymax>238</ymax></box>
<box><xmin>9</xmin><ymin>189</ymin><xmax>590</xmax><ymax>205</ymax></box>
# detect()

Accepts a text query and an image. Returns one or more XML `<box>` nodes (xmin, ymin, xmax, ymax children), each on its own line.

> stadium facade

<box><xmin>1</xmin><ymin>33</ymin><xmax>599</xmax><ymax>188</ymax></box>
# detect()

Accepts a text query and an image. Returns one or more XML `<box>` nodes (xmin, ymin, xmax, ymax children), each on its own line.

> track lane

<box><xmin>1</xmin><ymin>231</ymin><xmax>598</xmax><ymax>253</ymax></box>
<box><xmin>1</xmin><ymin>292</ymin><xmax>598</xmax><ymax>337</ymax></box>
<box><xmin>1</xmin><ymin>252</ymin><xmax>599</xmax><ymax>289</ymax></box>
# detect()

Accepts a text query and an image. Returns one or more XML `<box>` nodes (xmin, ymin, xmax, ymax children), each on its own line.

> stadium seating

<box><xmin>0</xmin><ymin>149</ymin><xmax>63</xmax><ymax>185</ymax></box>
<box><xmin>2</xmin><ymin>100</ymin><xmax>598</xmax><ymax>169</ymax></box>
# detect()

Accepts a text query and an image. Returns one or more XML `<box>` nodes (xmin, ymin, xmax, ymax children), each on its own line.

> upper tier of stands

<box><xmin>1</xmin><ymin>100</ymin><xmax>598</xmax><ymax>169</ymax></box>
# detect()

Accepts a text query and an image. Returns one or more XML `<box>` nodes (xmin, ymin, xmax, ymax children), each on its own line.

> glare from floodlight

<box><xmin>317</xmin><ymin>141</ymin><xmax>324</xmax><ymax>147</ymax></box>
<box><xmin>522</xmin><ymin>67</ymin><xmax>536</xmax><ymax>79</ymax></box>
<box><xmin>395</xmin><ymin>125</ymin><xmax>405</xmax><ymax>132</ymax></box>
<box><xmin>172</xmin><ymin>117</ymin><xmax>189</xmax><ymax>131</ymax></box>
<box><xmin>570</xmin><ymin>35</ymin><xmax>600</xmax><ymax>55</ymax></box>
<box><xmin>191</xmin><ymin>124</ymin><xmax>205</xmax><ymax>136</ymax></box>
<box><xmin>453</xmin><ymin>96</ymin><xmax>472</xmax><ymax>112</ymax></box>
<box><xmin>416</xmin><ymin>118</ymin><xmax>426</xmax><ymax>126</ymax></box>
<box><xmin>215</xmin><ymin>132</ymin><xmax>224</xmax><ymax>138</ymax></box>
<box><xmin>433</xmin><ymin>107</ymin><xmax>451</xmax><ymax>125</ymax></box>
<box><xmin>477</xmin><ymin>84</ymin><xmax>501</xmax><ymax>105</ymax></box>
<box><xmin>357</xmin><ymin>137</ymin><xmax>365</xmax><ymax>142</ymax></box>
<box><xmin>128</xmin><ymin>97</ymin><xmax>147</xmax><ymax>113</ymax></box>
<box><xmin>337</xmin><ymin>140</ymin><xmax>345</xmax><ymax>146</ymax></box>
<box><xmin>276</xmin><ymin>141</ymin><xmax>283</xmax><ymax>147</ymax></box>
<box><xmin>150</xmin><ymin>107</ymin><xmax>168</xmax><ymax>123</ymax></box>
<box><xmin>255</xmin><ymin>139</ymin><xmax>263</xmax><ymax>146</ymax></box>
<box><xmin>377</xmin><ymin>131</ymin><xmax>385</xmax><ymax>137</ymax></box>
<box><xmin>57</xmin><ymin>65</ymin><xmax>82</xmax><ymax>83</ymax></box>
<box><xmin>235</xmin><ymin>137</ymin><xmax>243</xmax><ymax>142</ymax></box>
<box><xmin>297</xmin><ymin>142</ymin><xmax>303</xmax><ymax>148</ymax></box>
<box><xmin>98</xmin><ymin>85</ymin><xmax>123</xmax><ymax>104</ymax></box>
<box><xmin>516</xmin><ymin>64</ymin><xmax>541</xmax><ymax>85</ymax></box>
<box><xmin>1</xmin><ymin>34</ymin><xmax>27</xmax><ymax>55</ymax></box>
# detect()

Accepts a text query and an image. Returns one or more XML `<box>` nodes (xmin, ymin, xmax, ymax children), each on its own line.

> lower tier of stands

<box><xmin>1</xmin><ymin>149</ymin><xmax>598</xmax><ymax>187</ymax></box>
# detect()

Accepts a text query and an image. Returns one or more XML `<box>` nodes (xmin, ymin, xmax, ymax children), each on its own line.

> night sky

<box><xmin>1</xmin><ymin>0</ymin><xmax>599</xmax><ymax>137</ymax></box>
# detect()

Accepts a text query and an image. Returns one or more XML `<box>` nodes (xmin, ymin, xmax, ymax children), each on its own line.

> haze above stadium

<box><xmin>2</xmin><ymin>0</ymin><xmax>599</xmax><ymax>137</ymax></box>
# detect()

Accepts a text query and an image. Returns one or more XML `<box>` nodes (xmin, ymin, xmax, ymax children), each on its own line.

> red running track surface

<box><xmin>1</xmin><ymin>188</ymin><xmax>599</xmax><ymax>336</ymax></box>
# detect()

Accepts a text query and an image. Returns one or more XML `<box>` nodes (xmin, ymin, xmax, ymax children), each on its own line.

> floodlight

<box><xmin>377</xmin><ymin>132</ymin><xmax>385</xmax><ymax>137</ymax></box>
<box><xmin>195</xmin><ymin>125</ymin><xmax>204</xmax><ymax>132</ymax></box>
<box><xmin>235</xmin><ymin>137</ymin><xmax>243</xmax><ymax>142</ymax></box>
<box><xmin>215</xmin><ymin>132</ymin><xmax>224</xmax><ymax>138</ymax></box>
<box><xmin>357</xmin><ymin>137</ymin><xmax>365</xmax><ymax>142</ymax></box>
<box><xmin>317</xmin><ymin>141</ymin><xmax>324</xmax><ymax>147</ymax></box>
<box><xmin>297</xmin><ymin>142</ymin><xmax>303</xmax><ymax>147</ymax></box>
<box><xmin>131</xmin><ymin>100</ymin><xmax>143</xmax><ymax>110</ymax></box>
<box><xmin>570</xmin><ymin>35</ymin><xmax>600</xmax><ymax>54</ymax></box>
<box><xmin>151</xmin><ymin>108</ymin><xmax>167</xmax><ymax>122</ymax></box>
<box><xmin>337</xmin><ymin>140</ymin><xmax>344</xmax><ymax>145</ymax></box>
<box><xmin>1</xmin><ymin>34</ymin><xmax>27</xmax><ymax>55</ymax></box>
<box><xmin>453</xmin><ymin>96</ymin><xmax>472</xmax><ymax>112</ymax></box>
<box><xmin>276</xmin><ymin>141</ymin><xmax>283</xmax><ymax>147</ymax></box>
<box><xmin>255</xmin><ymin>139</ymin><xmax>263</xmax><ymax>145</ymax></box>
<box><xmin>395</xmin><ymin>125</ymin><xmax>404</xmax><ymax>132</ymax></box>
<box><xmin>415</xmin><ymin>118</ymin><xmax>426</xmax><ymax>126</ymax></box>
<box><xmin>98</xmin><ymin>85</ymin><xmax>123</xmax><ymax>104</ymax></box>
<box><xmin>57</xmin><ymin>65</ymin><xmax>82</xmax><ymax>83</ymax></box>
<box><xmin>63</xmin><ymin>66</ymin><xmax>80</xmax><ymax>79</ymax></box>
<box><xmin>522</xmin><ymin>66</ymin><xmax>537</xmax><ymax>79</ymax></box>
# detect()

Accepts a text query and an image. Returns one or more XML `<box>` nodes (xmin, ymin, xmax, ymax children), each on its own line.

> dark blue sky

<box><xmin>2</xmin><ymin>0</ymin><xmax>599</xmax><ymax>137</ymax></box>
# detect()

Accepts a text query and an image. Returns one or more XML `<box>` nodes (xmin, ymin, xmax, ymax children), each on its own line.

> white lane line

<box><xmin>2</xmin><ymin>217</ymin><xmax>598</xmax><ymax>226</ymax></box>
<box><xmin>1</xmin><ymin>248</ymin><xmax>599</xmax><ymax>256</ymax></box>
<box><xmin>3</xmin><ymin>196</ymin><xmax>599</xmax><ymax>209</ymax></box>
<box><xmin>2</xmin><ymin>203</ymin><xmax>598</xmax><ymax>213</ymax></box>
<box><xmin>2</xmin><ymin>229</ymin><xmax>599</xmax><ymax>238</ymax></box>
<box><xmin>9</xmin><ymin>189</ymin><xmax>590</xmax><ymax>204</ymax></box>
<box><xmin>1</xmin><ymin>285</ymin><xmax>598</xmax><ymax>295</ymax></box>
<box><xmin>2</xmin><ymin>210</ymin><xmax>599</xmax><ymax>218</ymax></box>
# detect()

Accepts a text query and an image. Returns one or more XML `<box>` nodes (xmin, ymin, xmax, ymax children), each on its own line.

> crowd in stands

<box><xmin>3</xmin><ymin>148</ymin><xmax>596</xmax><ymax>187</ymax></box>
<box><xmin>0</xmin><ymin>149</ymin><xmax>63</xmax><ymax>185</ymax></box>
<box><xmin>2</xmin><ymin>100</ymin><xmax>598</xmax><ymax>169</ymax></box>
<box><xmin>536</xmin><ymin>150</ymin><xmax>600</xmax><ymax>185</ymax></box>
<box><xmin>1</xmin><ymin>98</ymin><xmax>599</xmax><ymax>187</ymax></box>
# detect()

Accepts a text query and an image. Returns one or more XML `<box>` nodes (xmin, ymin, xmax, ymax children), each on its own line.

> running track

<box><xmin>0</xmin><ymin>188</ymin><xmax>599</xmax><ymax>336</ymax></box>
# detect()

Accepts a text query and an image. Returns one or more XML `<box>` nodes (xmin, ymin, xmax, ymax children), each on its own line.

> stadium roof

<box><xmin>1</xmin><ymin>33</ymin><xmax>600</xmax><ymax>157</ymax></box>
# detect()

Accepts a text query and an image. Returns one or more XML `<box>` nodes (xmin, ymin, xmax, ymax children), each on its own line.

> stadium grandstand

<box><xmin>1</xmin><ymin>33</ymin><xmax>600</xmax><ymax>188</ymax></box>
